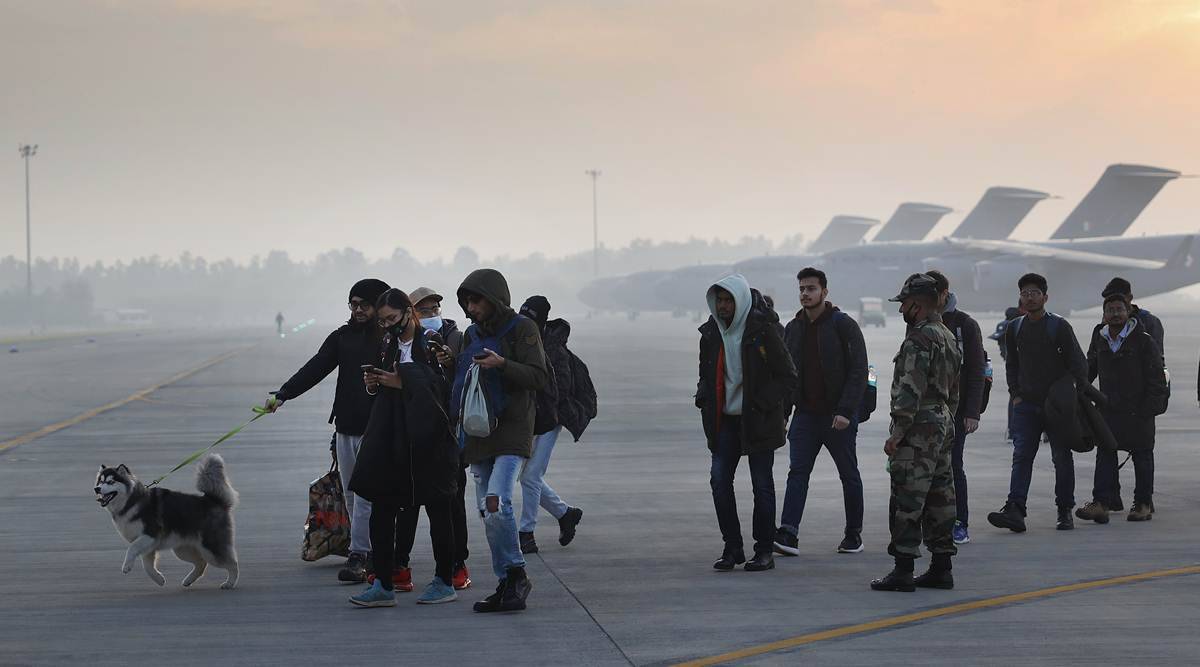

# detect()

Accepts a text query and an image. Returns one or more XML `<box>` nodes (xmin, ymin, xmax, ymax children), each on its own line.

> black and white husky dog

<box><xmin>94</xmin><ymin>454</ymin><xmax>239</xmax><ymax>589</ymax></box>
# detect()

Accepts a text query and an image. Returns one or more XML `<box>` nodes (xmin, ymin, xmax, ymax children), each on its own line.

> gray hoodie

<box><xmin>706</xmin><ymin>273</ymin><xmax>752</xmax><ymax>415</ymax></box>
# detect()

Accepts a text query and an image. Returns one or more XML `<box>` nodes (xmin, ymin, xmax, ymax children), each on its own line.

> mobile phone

<box><xmin>472</xmin><ymin>353</ymin><xmax>488</xmax><ymax>361</ymax></box>
<box><xmin>361</xmin><ymin>364</ymin><xmax>380</xmax><ymax>373</ymax></box>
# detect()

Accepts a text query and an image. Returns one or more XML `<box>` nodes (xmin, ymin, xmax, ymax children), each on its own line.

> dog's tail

<box><xmin>196</xmin><ymin>454</ymin><xmax>238</xmax><ymax>508</ymax></box>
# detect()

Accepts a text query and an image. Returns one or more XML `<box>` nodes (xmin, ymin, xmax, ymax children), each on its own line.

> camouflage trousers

<box><xmin>887</xmin><ymin>421</ymin><xmax>957</xmax><ymax>559</ymax></box>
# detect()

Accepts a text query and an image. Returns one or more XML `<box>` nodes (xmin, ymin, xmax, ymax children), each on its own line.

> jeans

<box><xmin>951</xmin><ymin>415</ymin><xmax>969</xmax><ymax>526</ymax></box>
<box><xmin>779</xmin><ymin>411</ymin><xmax>863</xmax><ymax>535</ymax></box>
<box><xmin>471</xmin><ymin>455</ymin><xmax>527</xmax><ymax>581</ymax></box>
<box><xmin>397</xmin><ymin>463</ymin><xmax>470</xmax><ymax>567</ymax></box>
<box><xmin>710</xmin><ymin>416</ymin><xmax>776</xmax><ymax>555</ymax></box>
<box><xmin>370</xmin><ymin>497</ymin><xmax>456</xmax><ymax>588</ymax></box>
<box><xmin>1094</xmin><ymin>448</ymin><xmax>1154</xmax><ymax>506</ymax></box>
<box><xmin>1007</xmin><ymin>401</ymin><xmax>1075</xmax><ymax>510</ymax></box>
<box><xmin>520</xmin><ymin>427</ymin><xmax>570</xmax><ymax>533</ymax></box>
<box><xmin>335</xmin><ymin>433</ymin><xmax>372</xmax><ymax>554</ymax></box>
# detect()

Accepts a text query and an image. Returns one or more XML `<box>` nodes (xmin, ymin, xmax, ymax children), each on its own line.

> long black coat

<box><xmin>696</xmin><ymin>311</ymin><xmax>798</xmax><ymax>455</ymax></box>
<box><xmin>1087</xmin><ymin>320</ymin><xmax>1168</xmax><ymax>451</ymax></box>
<box><xmin>349</xmin><ymin>330</ymin><xmax>459</xmax><ymax>505</ymax></box>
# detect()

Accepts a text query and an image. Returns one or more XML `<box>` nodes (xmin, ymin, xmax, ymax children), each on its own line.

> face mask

<box><xmin>902</xmin><ymin>303</ymin><xmax>919</xmax><ymax>326</ymax></box>
<box><xmin>387</xmin><ymin>315</ymin><xmax>410</xmax><ymax>337</ymax></box>
<box><xmin>420</xmin><ymin>316</ymin><xmax>443</xmax><ymax>333</ymax></box>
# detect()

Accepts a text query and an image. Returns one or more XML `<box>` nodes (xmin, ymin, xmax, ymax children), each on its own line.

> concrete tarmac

<box><xmin>1</xmin><ymin>313</ymin><xmax>1198</xmax><ymax>666</ymax></box>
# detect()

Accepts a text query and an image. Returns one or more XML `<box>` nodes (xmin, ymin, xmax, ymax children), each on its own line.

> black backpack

<box><xmin>832</xmin><ymin>311</ymin><xmax>876</xmax><ymax>423</ymax></box>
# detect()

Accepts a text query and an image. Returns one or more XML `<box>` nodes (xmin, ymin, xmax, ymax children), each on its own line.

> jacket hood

<box><xmin>544</xmin><ymin>318</ymin><xmax>571</xmax><ymax>347</ymax></box>
<box><xmin>457</xmin><ymin>268</ymin><xmax>514</xmax><ymax>330</ymax></box>
<box><xmin>945</xmin><ymin>292</ymin><xmax>958</xmax><ymax>313</ymax></box>
<box><xmin>793</xmin><ymin>302</ymin><xmax>840</xmax><ymax>322</ymax></box>
<box><xmin>707</xmin><ymin>274</ymin><xmax>752</xmax><ymax>335</ymax></box>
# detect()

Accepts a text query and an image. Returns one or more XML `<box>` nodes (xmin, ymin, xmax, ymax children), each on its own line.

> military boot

<box><xmin>871</xmin><ymin>557</ymin><xmax>915</xmax><ymax>592</ymax></box>
<box><xmin>914</xmin><ymin>553</ymin><xmax>954</xmax><ymax>590</ymax></box>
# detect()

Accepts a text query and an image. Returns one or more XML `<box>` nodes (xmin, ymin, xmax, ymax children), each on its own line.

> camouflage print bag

<box><xmin>300</xmin><ymin>460</ymin><xmax>351</xmax><ymax>562</ymax></box>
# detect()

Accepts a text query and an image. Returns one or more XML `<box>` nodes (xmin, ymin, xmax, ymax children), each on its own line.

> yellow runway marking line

<box><xmin>0</xmin><ymin>347</ymin><xmax>250</xmax><ymax>453</ymax></box>
<box><xmin>674</xmin><ymin>564</ymin><xmax>1200</xmax><ymax>666</ymax></box>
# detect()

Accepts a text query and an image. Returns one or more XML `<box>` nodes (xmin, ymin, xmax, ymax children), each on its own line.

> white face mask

<box><xmin>420</xmin><ymin>316</ymin><xmax>443</xmax><ymax>333</ymax></box>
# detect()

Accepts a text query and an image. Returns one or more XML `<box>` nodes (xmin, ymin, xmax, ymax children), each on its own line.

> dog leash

<box><xmin>147</xmin><ymin>402</ymin><xmax>274</xmax><ymax>488</ymax></box>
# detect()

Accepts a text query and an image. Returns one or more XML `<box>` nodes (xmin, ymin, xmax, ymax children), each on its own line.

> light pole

<box><xmin>585</xmin><ymin>169</ymin><xmax>601</xmax><ymax>276</ymax></box>
<box><xmin>19</xmin><ymin>143</ymin><xmax>37</xmax><ymax>333</ymax></box>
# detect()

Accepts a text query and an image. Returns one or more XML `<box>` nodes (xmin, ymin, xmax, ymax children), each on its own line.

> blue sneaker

<box><xmin>416</xmin><ymin>576</ymin><xmax>458</xmax><ymax>605</ymax></box>
<box><xmin>952</xmin><ymin>521</ymin><xmax>970</xmax><ymax>545</ymax></box>
<box><xmin>349</xmin><ymin>579</ymin><xmax>396</xmax><ymax>607</ymax></box>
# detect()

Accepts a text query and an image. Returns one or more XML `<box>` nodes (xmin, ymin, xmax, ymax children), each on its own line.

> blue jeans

<box><xmin>471</xmin><ymin>455</ymin><xmax>527</xmax><ymax>581</ymax></box>
<box><xmin>710</xmin><ymin>416</ymin><xmax>776</xmax><ymax>555</ymax></box>
<box><xmin>520</xmin><ymin>427</ymin><xmax>570</xmax><ymax>533</ymax></box>
<box><xmin>779</xmin><ymin>411</ymin><xmax>863</xmax><ymax>535</ymax></box>
<box><xmin>1007</xmin><ymin>401</ymin><xmax>1075</xmax><ymax>510</ymax></box>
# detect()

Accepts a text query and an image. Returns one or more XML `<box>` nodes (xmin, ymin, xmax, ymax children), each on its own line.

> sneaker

<box><xmin>1127</xmin><ymin>502</ymin><xmax>1153</xmax><ymax>522</ymax></box>
<box><xmin>744</xmin><ymin>551</ymin><xmax>775</xmax><ymax>572</ymax></box>
<box><xmin>837</xmin><ymin>533</ymin><xmax>864</xmax><ymax>554</ymax></box>
<box><xmin>519</xmin><ymin>531</ymin><xmax>539</xmax><ymax>554</ymax></box>
<box><xmin>452</xmin><ymin>562</ymin><xmax>472</xmax><ymax>590</ymax></box>
<box><xmin>1056</xmin><ymin>507</ymin><xmax>1074</xmax><ymax>531</ymax></box>
<box><xmin>1075</xmin><ymin>501</ymin><xmax>1110</xmax><ymax>524</ymax></box>
<box><xmin>416</xmin><ymin>577</ymin><xmax>458</xmax><ymax>605</ymax></box>
<box><xmin>987</xmin><ymin>501</ymin><xmax>1027</xmax><ymax>533</ymax></box>
<box><xmin>772</xmin><ymin>527</ymin><xmax>800</xmax><ymax>556</ymax></box>
<box><xmin>558</xmin><ymin>507</ymin><xmax>583</xmax><ymax>546</ymax></box>
<box><xmin>338</xmin><ymin>552</ymin><xmax>368</xmax><ymax>584</ymax></box>
<box><xmin>349</xmin><ymin>580</ymin><xmax>396</xmax><ymax>607</ymax></box>
<box><xmin>366</xmin><ymin>566</ymin><xmax>414</xmax><ymax>592</ymax></box>
<box><xmin>952</xmin><ymin>521</ymin><xmax>970</xmax><ymax>545</ymax></box>
<box><xmin>870</xmin><ymin>569</ymin><xmax>915</xmax><ymax>592</ymax></box>
<box><xmin>472</xmin><ymin>580</ymin><xmax>506</xmax><ymax>613</ymax></box>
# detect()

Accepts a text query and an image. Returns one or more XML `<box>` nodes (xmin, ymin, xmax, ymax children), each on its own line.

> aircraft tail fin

<box><xmin>809</xmin><ymin>215</ymin><xmax>879</xmax><ymax>253</ymax></box>
<box><xmin>872</xmin><ymin>202</ymin><xmax>953</xmax><ymax>242</ymax></box>
<box><xmin>950</xmin><ymin>187</ymin><xmax>1050</xmax><ymax>239</ymax></box>
<box><xmin>1050</xmin><ymin>164</ymin><xmax>1180</xmax><ymax>239</ymax></box>
<box><xmin>1163</xmin><ymin>235</ymin><xmax>1195</xmax><ymax>271</ymax></box>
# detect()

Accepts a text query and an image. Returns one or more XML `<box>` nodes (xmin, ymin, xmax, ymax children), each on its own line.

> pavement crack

<box><xmin>535</xmin><ymin>553</ymin><xmax>636</xmax><ymax>666</ymax></box>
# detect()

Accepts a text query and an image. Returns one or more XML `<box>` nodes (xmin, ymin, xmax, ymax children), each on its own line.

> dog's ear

<box><xmin>98</xmin><ymin>464</ymin><xmax>107</xmax><ymax>472</ymax></box>
<box><xmin>116</xmin><ymin>464</ymin><xmax>130</xmax><ymax>475</ymax></box>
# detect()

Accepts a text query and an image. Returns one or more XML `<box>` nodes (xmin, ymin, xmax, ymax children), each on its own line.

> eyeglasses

<box><xmin>415</xmin><ymin>305</ymin><xmax>440</xmax><ymax>317</ymax></box>
<box><xmin>1019</xmin><ymin>289</ymin><xmax>1044</xmax><ymax>298</ymax></box>
<box><xmin>349</xmin><ymin>301</ymin><xmax>372</xmax><ymax>312</ymax></box>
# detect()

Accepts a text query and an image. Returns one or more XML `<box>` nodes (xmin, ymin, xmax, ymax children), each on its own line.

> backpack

<box><xmin>568</xmin><ymin>349</ymin><xmax>598</xmax><ymax>420</ymax></box>
<box><xmin>450</xmin><ymin>315</ymin><xmax>525</xmax><ymax>441</ymax></box>
<box><xmin>1009</xmin><ymin>313</ymin><xmax>1063</xmax><ymax>353</ymax></box>
<box><xmin>945</xmin><ymin>311</ymin><xmax>993</xmax><ymax>416</ymax></box>
<box><xmin>832</xmin><ymin>311</ymin><xmax>877</xmax><ymax>423</ymax></box>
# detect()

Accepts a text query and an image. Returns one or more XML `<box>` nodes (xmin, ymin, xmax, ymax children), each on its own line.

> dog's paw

<box><xmin>151</xmin><ymin>573</ymin><xmax>165</xmax><ymax>587</ymax></box>
<box><xmin>220</xmin><ymin>581</ymin><xmax>236</xmax><ymax>590</ymax></box>
<box><xmin>121</xmin><ymin>563</ymin><xmax>133</xmax><ymax>574</ymax></box>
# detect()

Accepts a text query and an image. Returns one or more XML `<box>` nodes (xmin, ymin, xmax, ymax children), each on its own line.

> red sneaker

<box><xmin>366</xmin><ymin>566</ymin><xmax>415</xmax><ymax>592</ymax></box>
<box><xmin>452</xmin><ymin>563</ymin><xmax>471</xmax><ymax>590</ymax></box>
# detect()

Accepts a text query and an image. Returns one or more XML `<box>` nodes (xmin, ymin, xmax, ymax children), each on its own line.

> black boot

<box><xmin>1056</xmin><ymin>506</ymin><xmax>1074</xmax><ymax>531</ymax></box>
<box><xmin>713</xmin><ymin>545</ymin><xmax>746</xmax><ymax>571</ymax></box>
<box><xmin>558</xmin><ymin>507</ymin><xmax>583</xmax><ymax>546</ymax></box>
<box><xmin>915</xmin><ymin>553</ymin><xmax>954</xmax><ymax>590</ymax></box>
<box><xmin>987</xmin><ymin>501</ymin><xmax>1027</xmax><ymax>533</ymax></box>
<box><xmin>498</xmin><ymin>566</ymin><xmax>532</xmax><ymax>612</ymax></box>
<box><xmin>519</xmin><ymin>531</ymin><xmax>539</xmax><ymax>554</ymax></box>
<box><xmin>871</xmin><ymin>557</ymin><xmax>916</xmax><ymax>592</ymax></box>
<box><xmin>744</xmin><ymin>551</ymin><xmax>775</xmax><ymax>572</ymax></box>
<box><xmin>472</xmin><ymin>579</ymin><xmax>506</xmax><ymax>613</ymax></box>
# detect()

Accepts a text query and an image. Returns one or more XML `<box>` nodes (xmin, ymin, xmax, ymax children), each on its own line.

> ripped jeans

<box><xmin>471</xmin><ymin>455</ymin><xmax>527</xmax><ymax>581</ymax></box>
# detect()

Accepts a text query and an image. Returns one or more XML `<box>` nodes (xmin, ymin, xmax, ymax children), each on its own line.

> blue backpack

<box><xmin>450</xmin><ymin>315</ymin><xmax>525</xmax><ymax>433</ymax></box>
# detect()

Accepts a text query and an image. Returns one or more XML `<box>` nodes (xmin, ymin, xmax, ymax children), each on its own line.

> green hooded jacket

<box><xmin>456</xmin><ymin>269</ymin><xmax>549</xmax><ymax>464</ymax></box>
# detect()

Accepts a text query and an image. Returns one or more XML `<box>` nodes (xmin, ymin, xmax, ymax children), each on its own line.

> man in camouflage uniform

<box><xmin>872</xmin><ymin>274</ymin><xmax>962</xmax><ymax>592</ymax></box>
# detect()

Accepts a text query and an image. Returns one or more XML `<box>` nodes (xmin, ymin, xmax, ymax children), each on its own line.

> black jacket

<box><xmin>783</xmin><ymin>304</ymin><xmax>868</xmax><ymax>420</ymax></box>
<box><xmin>942</xmin><ymin>307</ymin><xmax>986</xmax><ymax>420</ymax></box>
<box><xmin>1005</xmin><ymin>313</ymin><xmax>1088</xmax><ymax>406</ymax></box>
<box><xmin>1044</xmin><ymin>374</ymin><xmax>1117</xmax><ymax>453</ymax></box>
<box><xmin>696</xmin><ymin>310</ymin><xmax>798</xmax><ymax>454</ymax></box>
<box><xmin>540</xmin><ymin>319</ymin><xmax>597</xmax><ymax>442</ymax></box>
<box><xmin>349</xmin><ymin>328</ymin><xmax>458</xmax><ymax>505</ymax></box>
<box><xmin>275</xmin><ymin>322</ymin><xmax>381</xmax><ymax>436</ymax></box>
<box><xmin>1087</xmin><ymin>320</ymin><xmax>1168</xmax><ymax>451</ymax></box>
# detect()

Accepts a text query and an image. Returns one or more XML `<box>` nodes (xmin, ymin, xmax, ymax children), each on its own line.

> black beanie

<box><xmin>1102</xmin><ymin>277</ymin><xmax>1132</xmax><ymax>299</ymax></box>
<box><xmin>519</xmin><ymin>295</ymin><xmax>551</xmax><ymax>330</ymax></box>
<box><xmin>349</xmin><ymin>278</ymin><xmax>390</xmax><ymax>305</ymax></box>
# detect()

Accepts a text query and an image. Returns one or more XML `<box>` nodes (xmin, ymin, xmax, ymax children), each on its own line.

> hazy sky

<box><xmin>3</xmin><ymin>0</ymin><xmax>1199</xmax><ymax>265</ymax></box>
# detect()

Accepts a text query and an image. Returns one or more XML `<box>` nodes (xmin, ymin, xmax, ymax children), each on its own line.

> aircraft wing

<box><xmin>943</xmin><ymin>237</ymin><xmax>1167</xmax><ymax>270</ymax></box>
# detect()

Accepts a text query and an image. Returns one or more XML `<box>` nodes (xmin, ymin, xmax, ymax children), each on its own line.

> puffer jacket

<box><xmin>1087</xmin><ymin>319</ymin><xmax>1168</xmax><ymax>451</ymax></box>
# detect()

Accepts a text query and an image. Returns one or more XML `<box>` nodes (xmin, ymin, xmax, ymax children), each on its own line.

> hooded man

<box><xmin>265</xmin><ymin>277</ymin><xmax>389</xmax><ymax>584</ymax></box>
<box><xmin>454</xmin><ymin>268</ymin><xmax>548</xmax><ymax>613</ymax></box>
<box><xmin>697</xmin><ymin>274</ymin><xmax>797</xmax><ymax>572</ymax></box>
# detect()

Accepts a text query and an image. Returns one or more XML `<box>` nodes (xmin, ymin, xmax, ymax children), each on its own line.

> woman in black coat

<box><xmin>1078</xmin><ymin>296</ymin><xmax>1167</xmax><ymax>523</ymax></box>
<box><xmin>348</xmin><ymin>289</ymin><xmax>460</xmax><ymax>606</ymax></box>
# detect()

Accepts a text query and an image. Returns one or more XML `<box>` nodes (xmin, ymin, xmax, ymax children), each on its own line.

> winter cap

<box><xmin>349</xmin><ymin>278</ymin><xmax>390</xmax><ymax>305</ymax></box>
<box><xmin>519</xmin><ymin>295</ymin><xmax>551</xmax><ymax>330</ymax></box>
<box><xmin>1102</xmin><ymin>277</ymin><xmax>1132</xmax><ymax>299</ymax></box>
